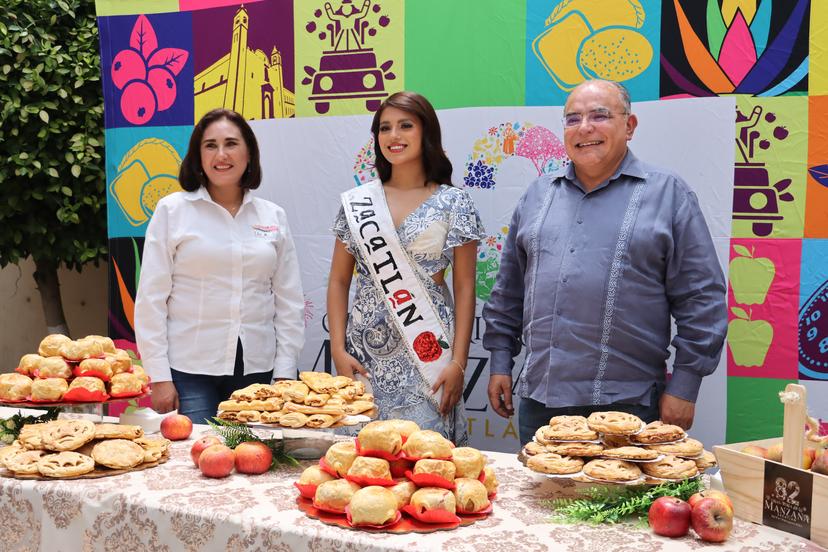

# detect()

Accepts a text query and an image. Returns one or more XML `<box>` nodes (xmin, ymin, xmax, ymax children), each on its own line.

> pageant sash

<box><xmin>341</xmin><ymin>180</ymin><xmax>452</xmax><ymax>407</ymax></box>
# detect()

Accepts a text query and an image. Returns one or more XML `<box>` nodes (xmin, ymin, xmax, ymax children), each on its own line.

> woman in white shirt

<box><xmin>135</xmin><ymin>108</ymin><xmax>305</xmax><ymax>423</ymax></box>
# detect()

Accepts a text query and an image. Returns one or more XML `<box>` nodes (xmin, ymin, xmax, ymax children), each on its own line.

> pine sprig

<box><xmin>206</xmin><ymin>418</ymin><xmax>300</xmax><ymax>469</ymax></box>
<box><xmin>545</xmin><ymin>478</ymin><xmax>703</xmax><ymax>524</ymax></box>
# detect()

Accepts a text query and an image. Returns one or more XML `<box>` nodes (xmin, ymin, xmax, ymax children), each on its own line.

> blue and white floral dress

<box><xmin>333</xmin><ymin>184</ymin><xmax>485</xmax><ymax>445</ymax></box>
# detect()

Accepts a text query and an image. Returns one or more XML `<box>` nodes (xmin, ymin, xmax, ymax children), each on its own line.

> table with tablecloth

<box><xmin>0</xmin><ymin>415</ymin><xmax>823</xmax><ymax>552</ymax></box>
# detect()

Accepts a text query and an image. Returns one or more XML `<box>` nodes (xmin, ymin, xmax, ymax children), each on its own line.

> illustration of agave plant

<box><xmin>662</xmin><ymin>0</ymin><xmax>809</xmax><ymax>97</ymax></box>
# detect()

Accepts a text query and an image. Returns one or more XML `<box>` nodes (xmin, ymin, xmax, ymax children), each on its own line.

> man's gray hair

<box><xmin>568</xmin><ymin>79</ymin><xmax>632</xmax><ymax>113</ymax></box>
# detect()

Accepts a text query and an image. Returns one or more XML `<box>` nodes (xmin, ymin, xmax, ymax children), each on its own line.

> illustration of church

<box><xmin>194</xmin><ymin>5</ymin><xmax>295</xmax><ymax>120</ymax></box>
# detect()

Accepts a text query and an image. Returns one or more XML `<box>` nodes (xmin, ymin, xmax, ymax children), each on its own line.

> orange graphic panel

<box><xmin>805</xmin><ymin>95</ymin><xmax>828</xmax><ymax>237</ymax></box>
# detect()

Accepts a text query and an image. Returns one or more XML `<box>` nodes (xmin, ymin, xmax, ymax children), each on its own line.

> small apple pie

<box><xmin>313</xmin><ymin>479</ymin><xmax>361</xmax><ymax>513</ymax></box>
<box><xmin>104</xmin><ymin>349</ymin><xmax>132</xmax><ymax>374</ymax></box>
<box><xmin>600</xmin><ymin>446</ymin><xmax>660</xmax><ymax>461</ymax></box>
<box><xmin>0</xmin><ymin>373</ymin><xmax>33</xmax><ymax>401</ymax></box>
<box><xmin>384</xmin><ymin>419</ymin><xmax>419</xmax><ymax>439</ymax></box>
<box><xmin>31</xmin><ymin>378</ymin><xmax>69</xmax><ymax>402</ymax></box>
<box><xmin>522</xmin><ymin>441</ymin><xmax>549</xmax><ymax>456</ymax></box>
<box><xmin>527</xmin><ymin>452</ymin><xmax>584</xmax><ymax>475</ymax></box>
<box><xmin>282</xmin><ymin>382</ymin><xmax>311</xmax><ymax>403</ymax></box>
<box><xmin>93</xmin><ymin>423</ymin><xmax>143</xmax><ymax>440</ymax></box>
<box><xmin>304</xmin><ymin>391</ymin><xmax>331</xmax><ymax>407</ymax></box>
<box><xmin>582</xmin><ymin>458</ymin><xmax>642</xmax><ymax>482</ymax></box>
<box><xmin>0</xmin><ymin>443</ymin><xmax>23</xmax><ymax>465</ymax></box>
<box><xmin>390</xmin><ymin>480</ymin><xmax>416</xmax><ymax>509</ymax></box>
<box><xmin>305</xmin><ymin>414</ymin><xmax>342</xmax><ymax>428</ymax></box>
<box><xmin>645</xmin><ymin>438</ymin><xmax>704</xmax><ymax>458</ymax></box>
<box><xmin>231</xmin><ymin>383</ymin><xmax>278</xmax><ymax>401</ymax></box>
<box><xmin>59</xmin><ymin>337</ymin><xmax>104</xmax><ymax>362</ymax></box>
<box><xmin>67</xmin><ymin>376</ymin><xmax>107</xmax><ymax>395</ymax></box>
<box><xmin>544</xmin><ymin>415</ymin><xmax>599</xmax><ymax>441</ymax></box>
<box><xmin>694</xmin><ymin>450</ymin><xmax>718</xmax><ymax>471</ymax></box>
<box><xmin>630</xmin><ymin>421</ymin><xmax>686</xmax><ymax>444</ymax></box>
<box><xmin>299</xmin><ymin>372</ymin><xmax>340</xmax><ymax>394</ymax></box>
<box><xmin>342</xmin><ymin>400</ymin><xmax>375</xmax><ymax>415</ymax></box>
<box><xmin>586</xmin><ymin>411</ymin><xmax>644</xmax><ymax>435</ymax></box>
<box><xmin>298</xmin><ymin>465</ymin><xmax>335</xmax><ymax>486</ymax></box>
<box><xmin>640</xmin><ymin>454</ymin><xmax>699</xmax><ymax>480</ymax></box>
<box><xmin>41</xmin><ymin>419</ymin><xmax>96</xmax><ymax>452</ymax></box>
<box><xmin>358</xmin><ymin>422</ymin><xmax>402</xmax><ymax>455</ymax></box>
<box><xmin>38</xmin><ymin>334</ymin><xmax>72</xmax><ymax>357</ymax></box>
<box><xmin>133</xmin><ymin>437</ymin><xmax>170</xmax><ymax>463</ymax></box>
<box><xmin>4</xmin><ymin>449</ymin><xmax>49</xmax><ymax>475</ymax></box>
<box><xmin>410</xmin><ymin>487</ymin><xmax>456</xmax><ymax>515</ymax></box>
<box><xmin>278</xmin><ymin>412</ymin><xmax>309</xmax><ymax>428</ymax></box>
<box><xmin>349</xmin><ymin>486</ymin><xmax>399</xmax><ymax>526</ymax></box>
<box><xmin>76</xmin><ymin>358</ymin><xmax>113</xmax><ymax>380</ymax></box>
<box><xmin>18</xmin><ymin>422</ymin><xmax>57</xmax><ymax>450</ymax></box>
<box><xmin>453</xmin><ymin>477</ymin><xmax>490</xmax><ymax>513</ymax></box>
<box><xmin>413</xmin><ymin>458</ymin><xmax>456</xmax><ymax>481</ymax></box>
<box><xmin>545</xmin><ymin>442</ymin><xmax>606</xmax><ymax>457</ymax></box>
<box><xmin>37</xmin><ymin>451</ymin><xmax>95</xmax><ymax>477</ymax></box>
<box><xmin>402</xmin><ymin>430</ymin><xmax>453</xmax><ymax>459</ymax></box>
<box><xmin>16</xmin><ymin>354</ymin><xmax>43</xmax><ymax>377</ymax></box>
<box><xmin>37</xmin><ymin>357</ymin><xmax>72</xmax><ymax>379</ymax></box>
<box><xmin>83</xmin><ymin>335</ymin><xmax>116</xmax><ymax>354</ymax></box>
<box><xmin>347</xmin><ymin>456</ymin><xmax>392</xmax><ymax>481</ymax></box>
<box><xmin>325</xmin><ymin>441</ymin><xmax>358</xmax><ymax>477</ymax></box>
<box><xmin>109</xmin><ymin>372</ymin><xmax>143</xmax><ymax>396</ymax></box>
<box><xmin>91</xmin><ymin>439</ymin><xmax>146</xmax><ymax>469</ymax></box>
<box><xmin>451</xmin><ymin>447</ymin><xmax>485</xmax><ymax>479</ymax></box>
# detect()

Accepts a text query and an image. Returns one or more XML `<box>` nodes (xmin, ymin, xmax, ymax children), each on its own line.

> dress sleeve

<box><xmin>331</xmin><ymin>205</ymin><xmax>354</xmax><ymax>253</ymax></box>
<box><xmin>445</xmin><ymin>188</ymin><xmax>486</xmax><ymax>251</ymax></box>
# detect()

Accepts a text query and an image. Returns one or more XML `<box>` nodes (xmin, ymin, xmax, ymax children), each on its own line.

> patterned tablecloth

<box><xmin>0</xmin><ymin>422</ymin><xmax>824</xmax><ymax>552</ymax></box>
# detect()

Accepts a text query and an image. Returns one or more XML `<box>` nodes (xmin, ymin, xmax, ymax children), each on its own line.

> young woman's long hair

<box><xmin>179</xmin><ymin>108</ymin><xmax>262</xmax><ymax>191</ymax></box>
<box><xmin>370</xmin><ymin>91</ymin><xmax>453</xmax><ymax>186</ymax></box>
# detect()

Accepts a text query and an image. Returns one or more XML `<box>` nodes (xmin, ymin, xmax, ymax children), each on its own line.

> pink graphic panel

<box><xmin>727</xmin><ymin>238</ymin><xmax>801</xmax><ymax>379</ymax></box>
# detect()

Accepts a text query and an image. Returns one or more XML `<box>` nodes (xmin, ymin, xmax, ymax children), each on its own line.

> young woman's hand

<box><xmin>151</xmin><ymin>381</ymin><xmax>179</xmax><ymax>413</ymax></box>
<box><xmin>431</xmin><ymin>361</ymin><xmax>465</xmax><ymax>416</ymax></box>
<box><xmin>332</xmin><ymin>348</ymin><xmax>368</xmax><ymax>379</ymax></box>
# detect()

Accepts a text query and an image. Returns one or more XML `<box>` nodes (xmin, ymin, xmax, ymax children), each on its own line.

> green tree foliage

<box><xmin>0</xmin><ymin>0</ymin><xmax>106</xmax><ymax>333</ymax></box>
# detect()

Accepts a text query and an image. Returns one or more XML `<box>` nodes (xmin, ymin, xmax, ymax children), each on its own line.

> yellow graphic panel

<box><xmin>109</xmin><ymin>138</ymin><xmax>182</xmax><ymax>227</ymax></box>
<box><xmin>811</xmin><ymin>0</ymin><xmax>828</xmax><ymax>95</ymax></box>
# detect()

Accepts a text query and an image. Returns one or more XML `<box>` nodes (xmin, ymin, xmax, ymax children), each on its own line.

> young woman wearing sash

<box><xmin>328</xmin><ymin>91</ymin><xmax>485</xmax><ymax>444</ymax></box>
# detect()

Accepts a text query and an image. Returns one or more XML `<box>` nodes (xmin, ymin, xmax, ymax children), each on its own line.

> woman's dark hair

<box><xmin>179</xmin><ymin>108</ymin><xmax>262</xmax><ymax>191</ymax></box>
<box><xmin>370</xmin><ymin>91</ymin><xmax>453</xmax><ymax>186</ymax></box>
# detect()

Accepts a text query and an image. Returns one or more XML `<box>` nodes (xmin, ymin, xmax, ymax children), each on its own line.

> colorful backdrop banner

<box><xmin>96</xmin><ymin>0</ymin><xmax>828</xmax><ymax>451</ymax></box>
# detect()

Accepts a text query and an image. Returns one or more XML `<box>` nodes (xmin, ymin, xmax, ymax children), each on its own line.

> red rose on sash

<box><xmin>413</xmin><ymin>331</ymin><xmax>444</xmax><ymax>362</ymax></box>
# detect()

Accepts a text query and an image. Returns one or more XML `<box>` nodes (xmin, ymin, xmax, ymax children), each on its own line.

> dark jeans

<box><xmin>170</xmin><ymin>339</ymin><xmax>272</xmax><ymax>424</ymax></box>
<box><xmin>518</xmin><ymin>388</ymin><xmax>662</xmax><ymax>446</ymax></box>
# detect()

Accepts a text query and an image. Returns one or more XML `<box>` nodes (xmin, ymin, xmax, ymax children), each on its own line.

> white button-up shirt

<box><xmin>135</xmin><ymin>188</ymin><xmax>305</xmax><ymax>382</ymax></box>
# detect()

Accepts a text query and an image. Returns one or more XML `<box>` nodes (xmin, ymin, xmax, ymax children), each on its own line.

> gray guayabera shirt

<box><xmin>482</xmin><ymin>150</ymin><xmax>727</xmax><ymax>408</ymax></box>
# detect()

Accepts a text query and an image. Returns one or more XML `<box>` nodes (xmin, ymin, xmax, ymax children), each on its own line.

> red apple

<box><xmin>190</xmin><ymin>435</ymin><xmax>223</xmax><ymax>467</ymax></box>
<box><xmin>648</xmin><ymin>496</ymin><xmax>691</xmax><ymax>538</ymax></box>
<box><xmin>160</xmin><ymin>413</ymin><xmax>193</xmax><ymax>441</ymax></box>
<box><xmin>234</xmin><ymin>441</ymin><xmax>272</xmax><ymax>475</ymax></box>
<box><xmin>198</xmin><ymin>444</ymin><xmax>235</xmax><ymax>478</ymax></box>
<box><xmin>691</xmin><ymin>497</ymin><xmax>733</xmax><ymax>543</ymax></box>
<box><xmin>812</xmin><ymin>448</ymin><xmax>828</xmax><ymax>476</ymax></box>
<box><xmin>687</xmin><ymin>490</ymin><xmax>733</xmax><ymax>515</ymax></box>
<box><xmin>802</xmin><ymin>448</ymin><xmax>816</xmax><ymax>470</ymax></box>
<box><xmin>740</xmin><ymin>445</ymin><xmax>767</xmax><ymax>459</ymax></box>
<box><xmin>766</xmin><ymin>443</ymin><xmax>783</xmax><ymax>462</ymax></box>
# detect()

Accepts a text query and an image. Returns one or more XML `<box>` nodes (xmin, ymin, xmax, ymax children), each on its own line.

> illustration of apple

<box><xmin>740</xmin><ymin>444</ymin><xmax>768</xmax><ymax>458</ymax></box>
<box><xmin>190</xmin><ymin>435</ymin><xmax>223</xmax><ymax>467</ymax></box>
<box><xmin>160</xmin><ymin>413</ymin><xmax>193</xmax><ymax>441</ymax></box>
<box><xmin>198</xmin><ymin>444</ymin><xmax>235</xmax><ymax>478</ymax></box>
<box><xmin>648</xmin><ymin>496</ymin><xmax>691</xmax><ymax>537</ymax></box>
<box><xmin>691</xmin><ymin>497</ymin><xmax>733</xmax><ymax>543</ymax></box>
<box><xmin>234</xmin><ymin>441</ymin><xmax>273</xmax><ymax>475</ymax></box>
<box><xmin>728</xmin><ymin>307</ymin><xmax>773</xmax><ymax>367</ymax></box>
<box><xmin>728</xmin><ymin>245</ymin><xmax>775</xmax><ymax>305</ymax></box>
<box><xmin>812</xmin><ymin>448</ymin><xmax>828</xmax><ymax>475</ymax></box>
<box><xmin>687</xmin><ymin>490</ymin><xmax>733</xmax><ymax>515</ymax></box>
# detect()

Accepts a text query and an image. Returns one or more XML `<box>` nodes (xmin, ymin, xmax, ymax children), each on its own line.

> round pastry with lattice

<box><xmin>582</xmin><ymin>458</ymin><xmax>642</xmax><ymax>482</ymax></box>
<box><xmin>586</xmin><ymin>411</ymin><xmax>643</xmax><ymax>435</ymax></box>
<box><xmin>526</xmin><ymin>452</ymin><xmax>584</xmax><ymax>475</ymax></box>
<box><xmin>645</xmin><ymin>438</ymin><xmax>704</xmax><ymax>458</ymax></box>
<box><xmin>545</xmin><ymin>442</ymin><xmax>605</xmax><ymax>457</ymax></box>
<box><xmin>640</xmin><ymin>454</ymin><xmax>699</xmax><ymax>480</ymax></box>
<box><xmin>630</xmin><ymin>421</ymin><xmax>686</xmax><ymax>444</ymax></box>
<box><xmin>37</xmin><ymin>451</ymin><xmax>95</xmax><ymax>477</ymax></box>
<box><xmin>41</xmin><ymin>420</ymin><xmax>96</xmax><ymax>452</ymax></box>
<box><xmin>600</xmin><ymin>446</ymin><xmax>660</xmax><ymax>461</ymax></box>
<box><xmin>543</xmin><ymin>415</ymin><xmax>598</xmax><ymax>441</ymax></box>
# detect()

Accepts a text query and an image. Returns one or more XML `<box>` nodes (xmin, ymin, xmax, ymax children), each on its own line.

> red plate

<box><xmin>297</xmin><ymin>497</ymin><xmax>487</xmax><ymax>534</ymax></box>
<box><xmin>0</xmin><ymin>391</ymin><xmax>150</xmax><ymax>408</ymax></box>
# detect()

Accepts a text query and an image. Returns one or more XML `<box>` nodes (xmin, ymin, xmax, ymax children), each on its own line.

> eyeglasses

<box><xmin>562</xmin><ymin>109</ymin><xmax>629</xmax><ymax>128</ymax></box>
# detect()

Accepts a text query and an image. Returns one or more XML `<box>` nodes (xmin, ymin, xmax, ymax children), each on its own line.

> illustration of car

<box><xmin>307</xmin><ymin>49</ymin><xmax>387</xmax><ymax>114</ymax></box>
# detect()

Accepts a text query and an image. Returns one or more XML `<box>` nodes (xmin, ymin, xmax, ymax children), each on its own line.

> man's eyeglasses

<box><xmin>563</xmin><ymin>109</ymin><xmax>628</xmax><ymax>128</ymax></box>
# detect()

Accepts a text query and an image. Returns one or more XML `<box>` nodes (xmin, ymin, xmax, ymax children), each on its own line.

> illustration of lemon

<box><xmin>579</xmin><ymin>29</ymin><xmax>653</xmax><ymax>81</ymax></box>
<box><xmin>109</xmin><ymin>138</ymin><xmax>182</xmax><ymax>226</ymax></box>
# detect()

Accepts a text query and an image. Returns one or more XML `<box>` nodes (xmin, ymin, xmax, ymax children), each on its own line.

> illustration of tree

<box><xmin>515</xmin><ymin>126</ymin><xmax>567</xmax><ymax>175</ymax></box>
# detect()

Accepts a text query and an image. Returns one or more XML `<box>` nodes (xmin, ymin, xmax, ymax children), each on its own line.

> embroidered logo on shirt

<box><xmin>252</xmin><ymin>224</ymin><xmax>278</xmax><ymax>238</ymax></box>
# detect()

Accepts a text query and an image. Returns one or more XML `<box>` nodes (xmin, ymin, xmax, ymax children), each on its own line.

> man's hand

<box><xmin>659</xmin><ymin>393</ymin><xmax>695</xmax><ymax>430</ymax></box>
<box><xmin>487</xmin><ymin>375</ymin><xmax>514</xmax><ymax>418</ymax></box>
<box><xmin>151</xmin><ymin>381</ymin><xmax>179</xmax><ymax>414</ymax></box>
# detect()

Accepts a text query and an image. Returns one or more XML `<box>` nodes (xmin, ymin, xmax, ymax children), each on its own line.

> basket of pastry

<box><xmin>1</xmin><ymin>334</ymin><xmax>149</xmax><ymax>406</ymax></box>
<box><xmin>293</xmin><ymin>419</ymin><xmax>499</xmax><ymax>533</ymax></box>
<box><xmin>216</xmin><ymin>372</ymin><xmax>376</xmax><ymax>429</ymax></box>
<box><xmin>520</xmin><ymin>412</ymin><xmax>717</xmax><ymax>486</ymax></box>
<box><xmin>0</xmin><ymin>419</ymin><xmax>169</xmax><ymax>479</ymax></box>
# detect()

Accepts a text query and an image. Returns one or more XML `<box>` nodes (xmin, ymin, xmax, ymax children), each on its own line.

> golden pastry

<box><xmin>324</xmin><ymin>440</ymin><xmax>358</xmax><ymax>477</ymax></box>
<box><xmin>94</xmin><ymin>423</ymin><xmax>143</xmax><ymax>440</ymax></box>
<box><xmin>304</xmin><ymin>391</ymin><xmax>331</xmax><ymax>407</ymax></box>
<box><xmin>77</xmin><ymin>358</ymin><xmax>113</xmax><ymax>380</ymax></box>
<box><xmin>347</xmin><ymin>456</ymin><xmax>392</xmax><ymax>481</ymax></box>
<box><xmin>109</xmin><ymin>372</ymin><xmax>143</xmax><ymax>395</ymax></box>
<box><xmin>234</xmin><ymin>410</ymin><xmax>262</xmax><ymax>423</ymax></box>
<box><xmin>217</xmin><ymin>397</ymin><xmax>283</xmax><ymax>412</ymax></box>
<box><xmin>409</xmin><ymin>487</ymin><xmax>456</xmax><ymax>515</ymax></box>
<box><xmin>38</xmin><ymin>334</ymin><xmax>71</xmax><ymax>357</ymax></box>
<box><xmin>217</xmin><ymin>411</ymin><xmax>241</xmax><ymax>422</ymax></box>
<box><xmin>282</xmin><ymin>402</ymin><xmax>344</xmax><ymax>416</ymax></box>
<box><xmin>133</xmin><ymin>437</ymin><xmax>170</xmax><ymax>463</ymax></box>
<box><xmin>482</xmin><ymin>465</ymin><xmax>499</xmax><ymax>495</ymax></box>
<box><xmin>401</xmin><ymin>430</ymin><xmax>453</xmax><ymax>459</ymax></box>
<box><xmin>37</xmin><ymin>451</ymin><xmax>95</xmax><ymax>477</ymax></box>
<box><xmin>413</xmin><ymin>458</ymin><xmax>456</xmax><ymax>481</ymax></box>
<box><xmin>18</xmin><ymin>422</ymin><xmax>57</xmax><ymax>450</ymax></box>
<box><xmin>278</xmin><ymin>412</ymin><xmax>309</xmax><ymax>428</ymax></box>
<box><xmin>330</xmin><ymin>375</ymin><xmax>354</xmax><ymax>389</ymax></box>
<box><xmin>349</xmin><ymin>486</ymin><xmax>398</xmax><ymax>526</ymax></box>
<box><xmin>453</xmin><ymin>478</ymin><xmax>490</xmax><ymax>513</ymax></box>
<box><xmin>130</xmin><ymin>365</ymin><xmax>150</xmax><ymax>387</ymax></box>
<box><xmin>545</xmin><ymin>442</ymin><xmax>606</xmax><ymax>457</ymax></box>
<box><xmin>601</xmin><ymin>434</ymin><xmax>632</xmax><ymax>448</ymax></box>
<box><xmin>451</xmin><ymin>447</ymin><xmax>485</xmax><ymax>479</ymax></box>
<box><xmin>313</xmin><ymin>479</ymin><xmax>361</xmax><ymax>512</ymax></box>
<box><xmin>694</xmin><ymin>450</ymin><xmax>718</xmax><ymax>471</ymax></box>
<box><xmin>67</xmin><ymin>376</ymin><xmax>107</xmax><ymax>396</ymax></box>
<box><xmin>104</xmin><ymin>349</ymin><xmax>132</xmax><ymax>374</ymax></box>
<box><xmin>333</xmin><ymin>388</ymin><xmax>358</xmax><ymax>401</ymax></box>
<box><xmin>231</xmin><ymin>383</ymin><xmax>278</xmax><ymax>401</ymax></box>
<box><xmin>582</xmin><ymin>458</ymin><xmax>642</xmax><ymax>482</ymax></box>
<box><xmin>305</xmin><ymin>414</ymin><xmax>342</xmax><ymax>428</ymax></box>
<box><xmin>544</xmin><ymin>415</ymin><xmax>599</xmax><ymax>441</ymax></box>
<box><xmin>586</xmin><ymin>411</ymin><xmax>644</xmax><ymax>435</ymax></box>
<box><xmin>41</xmin><ymin>419</ymin><xmax>96</xmax><ymax>451</ymax></box>
<box><xmin>343</xmin><ymin>400</ymin><xmax>375</xmax><ymax>415</ymax></box>
<box><xmin>31</xmin><ymin>378</ymin><xmax>69</xmax><ymax>402</ymax></box>
<box><xmin>59</xmin><ymin>337</ymin><xmax>104</xmax><ymax>362</ymax></box>
<box><xmin>298</xmin><ymin>465</ymin><xmax>335</xmax><ymax>486</ymax></box>
<box><xmin>16</xmin><ymin>354</ymin><xmax>43</xmax><ymax>377</ymax></box>
<box><xmin>645</xmin><ymin>438</ymin><xmax>704</xmax><ymax>458</ymax></box>
<box><xmin>641</xmin><ymin>454</ymin><xmax>699</xmax><ymax>480</ymax></box>
<box><xmin>526</xmin><ymin>452</ymin><xmax>584</xmax><ymax>475</ymax></box>
<box><xmin>91</xmin><ymin>439</ymin><xmax>146</xmax><ymax>469</ymax></box>
<box><xmin>0</xmin><ymin>443</ymin><xmax>23</xmax><ymax>465</ymax></box>
<box><xmin>522</xmin><ymin>441</ymin><xmax>549</xmax><ymax>456</ymax></box>
<box><xmin>600</xmin><ymin>446</ymin><xmax>660</xmax><ymax>461</ymax></box>
<box><xmin>4</xmin><ymin>449</ymin><xmax>48</xmax><ymax>474</ymax></box>
<box><xmin>83</xmin><ymin>335</ymin><xmax>116</xmax><ymax>354</ymax></box>
<box><xmin>630</xmin><ymin>421</ymin><xmax>686</xmax><ymax>444</ymax></box>
<box><xmin>0</xmin><ymin>373</ymin><xmax>33</xmax><ymax>401</ymax></box>
<box><xmin>357</xmin><ymin>422</ymin><xmax>402</xmax><ymax>455</ymax></box>
<box><xmin>37</xmin><ymin>357</ymin><xmax>72</xmax><ymax>379</ymax></box>
<box><xmin>326</xmin><ymin>397</ymin><xmax>347</xmax><ymax>407</ymax></box>
<box><xmin>299</xmin><ymin>372</ymin><xmax>339</xmax><ymax>394</ymax></box>
<box><xmin>260</xmin><ymin>411</ymin><xmax>282</xmax><ymax>424</ymax></box>
<box><xmin>283</xmin><ymin>382</ymin><xmax>311</xmax><ymax>402</ymax></box>
<box><xmin>389</xmin><ymin>479</ymin><xmax>417</xmax><ymax>509</ymax></box>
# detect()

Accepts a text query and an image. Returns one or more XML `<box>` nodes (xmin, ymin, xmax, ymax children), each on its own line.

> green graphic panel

<box><xmin>732</xmin><ymin>96</ymin><xmax>807</xmax><ymax>239</ymax></box>
<box><xmin>726</xmin><ymin>376</ymin><xmax>796</xmax><ymax>443</ymax></box>
<box><xmin>95</xmin><ymin>0</ymin><xmax>178</xmax><ymax>16</ymax></box>
<box><xmin>405</xmin><ymin>0</ymin><xmax>525</xmax><ymax>109</ymax></box>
